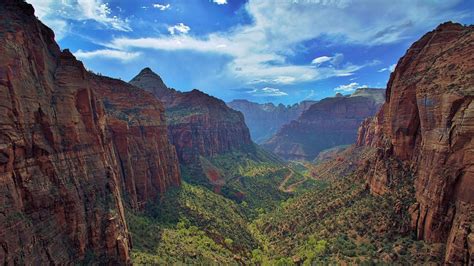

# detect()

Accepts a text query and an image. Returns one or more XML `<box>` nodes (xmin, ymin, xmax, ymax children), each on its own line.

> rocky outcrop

<box><xmin>356</xmin><ymin>22</ymin><xmax>473</xmax><ymax>264</ymax></box>
<box><xmin>227</xmin><ymin>99</ymin><xmax>316</xmax><ymax>143</ymax></box>
<box><xmin>0</xmin><ymin>1</ymin><xmax>130</xmax><ymax>263</ymax></box>
<box><xmin>263</xmin><ymin>89</ymin><xmax>385</xmax><ymax>160</ymax></box>
<box><xmin>91</xmin><ymin>75</ymin><xmax>181</xmax><ymax>210</ymax></box>
<box><xmin>129</xmin><ymin>67</ymin><xmax>179</xmax><ymax>106</ymax></box>
<box><xmin>130</xmin><ymin>69</ymin><xmax>252</xmax><ymax>164</ymax></box>
<box><xmin>0</xmin><ymin>1</ymin><xmax>180</xmax><ymax>263</ymax></box>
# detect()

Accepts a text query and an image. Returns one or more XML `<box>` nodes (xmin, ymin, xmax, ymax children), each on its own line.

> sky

<box><xmin>28</xmin><ymin>0</ymin><xmax>473</xmax><ymax>104</ymax></box>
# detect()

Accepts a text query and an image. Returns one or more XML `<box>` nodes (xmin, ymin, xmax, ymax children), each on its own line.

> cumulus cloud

<box><xmin>168</xmin><ymin>23</ymin><xmax>191</xmax><ymax>35</ymax></box>
<box><xmin>153</xmin><ymin>3</ymin><xmax>170</xmax><ymax>11</ymax></box>
<box><xmin>212</xmin><ymin>0</ymin><xmax>228</xmax><ymax>5</ymax></box>
<box><xmin>249</xmin><ymin>87</ymin><xmax>288</xmax><ymax>97</ymax></box>
<box><xmin>334</xmin><ymin>82</ymin><xmax>368</xmax><ymax>93</ymax></box>
<box><xmin>27</xmin><ymin>0</ymin><xmax>131</xmax><ymax>39</ymax></box>
<box><xmin>74</xmin><ymin>49</ymin><xmax>141</xmax><ymax>61</ymax></box>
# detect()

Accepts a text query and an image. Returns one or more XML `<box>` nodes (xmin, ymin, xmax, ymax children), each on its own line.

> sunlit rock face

<box><xmin>356</xmin><ymin>22</ymin><xmax>474</xmax><ymax>264</ymax></box>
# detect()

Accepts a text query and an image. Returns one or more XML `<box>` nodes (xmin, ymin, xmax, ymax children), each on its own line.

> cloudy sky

<box><xmin>28</xmin><ymin>0</ymin><xmax>473</xmax><ymax>104</ymax></box>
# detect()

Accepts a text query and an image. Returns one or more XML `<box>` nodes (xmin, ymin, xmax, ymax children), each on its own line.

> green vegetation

<box><xmin>248</xmin><ymin>150</ymin><xmax>441</xmax><ymax>264</ymax></box>
<box><xmin>165</xmin><ymin>99</ymin><xmax>243</xmax><ymax>125</ymax></box>
<box><xmin>128</xmin><ymin>182</ymin><xmax>257</xmax><ymax>263</ymax></box>
<box><xmin>132</xmin><ymin>221</ymin><xmax>235</xmax><ymax>264</ymax></box>
<box><xmin>166</xmin><ymin>106</ymin><xmax>205</xmax><ymax>124</ymax></box>
<box><xmin>180</xmin><ymin>144</ymin><xmax>290</xmax><ymax>218</ymax></box>
<box><xmin>128</xmin><ymin>146</ymin><xmax>442</xmax><ymax>264</ymax></box>
<box><xmin>128</xmin><ymin>183</ymin><xmax>257</xmax><ymax>263</ymax></box>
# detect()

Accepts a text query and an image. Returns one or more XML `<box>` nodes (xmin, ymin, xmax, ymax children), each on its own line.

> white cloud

<box><xmin>153</xmin><ymin>3</ymin><xmax>170</xmax><ymax>11</ymax></box>
<box><xmin>330</xmin><ymin>53</ymin><xmax>344</xmax><ymax>66</ymax></box>
<box><xmin>28</xmin><ymin>0</ymin><xmax>54</xmax><ymax>18</ymax></box>
<box><xmin>212</xmin><ymin>0</ymin><xmax>228</xmax><ymax>5</ymax></box>
<box><xmin>311</xmin><ymin>56</ymin><xmax>332</xmax><ymax>65</ymax></box>
<box><xmin>168</xmin><ymin>23</ymin><xmax>191</xmax><ymax>35</ymax></box>
<box><xmin>74</xmin><ymin>49</ymin><xmax>141</xmax><ymax>61</ymax></box>
<box><xmin>303</xmin><ymin>90</ymin><xmax>317</xmax><ymax>100</ymax></box>
<box><xmin>109</xmin><ymin>33</ymin><xmax>377</xmax><ymax>85</ymax></box>
<box><xmin>105</xmin><ymin>1</ymin><xmax>464</xmax><ymax>86</ymax></box>
<box><xmin>311</xmin><ymin>53</ymin><xmax>345</xmax><ymax>66</ymax></box>
<box><xmin>31</xmin><ymin>0</ymin><xmax>465</xmax><ymax>85</ymax></box>
<box><xmin>249</xmin><ymin>87</ymin><xmax>288</xmax><ymax>97</ymax></box>
<box><xmin>27</xmin><ymin>0</ymin><xmax>131</xmax><ymax>38</ymax></box>
<box><xmin>334</xmin><ymin>82</ymin><xmax>368</xmax><ymax>93</ymax></box>
<box><xmin>378</xmin><ymin>63</ymin><xmax>397</xmax><ymax>72</ymax></box>
<box><xmin>389</xmin><ymin>63</ymin><xmax>397</xmax><ymax>72</ymax></box>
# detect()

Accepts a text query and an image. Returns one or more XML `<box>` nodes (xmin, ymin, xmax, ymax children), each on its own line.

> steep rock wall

<box><xmin>356</xmin><ymin>22</ymin><xmax>473</xmax><ymax>264</ymax></box>
<box><xmin>0</xmin><ymin>1</ymin><xmax>181</xmax><ymax>263</ymax></box>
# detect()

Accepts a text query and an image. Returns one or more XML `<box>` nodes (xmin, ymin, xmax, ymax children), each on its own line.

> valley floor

<box><xmin>127</xmin><ymin>146</ymin><xmax>444</xmax><ymax>265</ymax></box>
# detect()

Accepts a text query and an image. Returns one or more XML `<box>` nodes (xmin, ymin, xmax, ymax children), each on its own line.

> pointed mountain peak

<box><xmin>136</xmin><ymin>67</ymin><xmax>161</xmax><ymax>77</ymax></box>
<box><xmin>139</xmin><ymin>67</ymin><xmax>153</xmax><ymax>74</ymax></box>
<box><xmin>130</xmin><ymin>67</ymin><xmax>170</xmax><ymax>98</ymax></box>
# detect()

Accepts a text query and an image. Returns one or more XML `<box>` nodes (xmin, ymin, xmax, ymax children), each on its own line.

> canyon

<box><xmin>0</xmin><ymin>0</ymin><xmax>472</xmax><ymax>264</ymax></box>
<box><xmin>227</xmin><ymin>99</ymin><xmax>316</xmax><ymax>143</ymax></box>
<box><xmin>263</xmin><ymin>88</ymin><xmax>385</xmax><ymax>161</ymax></box>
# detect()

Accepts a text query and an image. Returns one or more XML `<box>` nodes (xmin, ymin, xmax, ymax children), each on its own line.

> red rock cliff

<box><xmin>0</xmin><ymin>1</ymin><xmax>130</xmax><ymax>263</ymax></box>
<box><xmin>264</xmin><ymin>88</ymin><xmax>385</xmax><ymax>160</ymax></box>
<box><xmin>130</xmin><ymin>69</ymin><xmax>252</xmax><ymax>164</ymax></box>
<box><xmin>357</xmin><ymin>22</ymin><xmax>473</xmax><ymax>264</ymax></box>
<box><xmin>91</xmin><ymin>74</ymin><xmax>181</xmax><ymax>209</ymax></box>
<box><xmin>227</xmin><ymin>99</ymin><xmax>316</xmax><ymax>143</ymax></box>
<box><xmin>0</xmin><ymin>0</ymin><xmax>180</xmax><ymax>263</ymax></box>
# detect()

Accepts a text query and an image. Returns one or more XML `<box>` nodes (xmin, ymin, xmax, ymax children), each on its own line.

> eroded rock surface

<box><xmin>227</xmin><ymin>99</ymin><xmax>316</xmax><ymax>143</ymax></box>
<box><xmin>0</xmin><ymin>1</ymin><xmax>181</xmax><ymax>263</ymax></box>
<box><xmin>357</xmin><ymin>22</ymin><xmax>474</xmax><ymax>264</ymax></box>
<box><xmin>130</xmin><ymin>68</ymin><xmax>252</xmax><ymax>164</ymax></box>
<box><xmin>264</xmin><ymin>88</ymin><xmax>385</xmax><ymax>160</ymax></box>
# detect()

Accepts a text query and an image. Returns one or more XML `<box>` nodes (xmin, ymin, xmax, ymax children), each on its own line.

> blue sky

<box><xmin>28</xmin><ymin>0</ymin><xmax>473</xmax><ymax>104</ymax></box>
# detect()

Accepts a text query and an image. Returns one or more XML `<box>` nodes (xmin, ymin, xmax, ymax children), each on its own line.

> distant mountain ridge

<box><xmin>227</xmin><ymin>99</ymin><xmax>317</xmax><ymax>143</ymax></box>
<box><xmin>263</xmin><ymin>88</ymin><xmax>385</xmax><ymax>160</ymax></box>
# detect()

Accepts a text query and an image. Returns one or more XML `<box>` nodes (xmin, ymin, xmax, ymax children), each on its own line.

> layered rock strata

<box><xmin>130</xmin><ymin>68</ymin><xmax>252</xmax><ymax>164</ymax></box>
<box><xmin>264</xmin><ymin>88</ymin><xmax>385</xmax><ymax>160</ymax></box>
<box><xmin>356</xmin><ymin>22</ymin><xmax>474</xmax><ymax>264</ymax></box>
<box><xmin>0</xmin><ymin>1</ymin><xmax>181</xmax><ymax>263</ymax></box>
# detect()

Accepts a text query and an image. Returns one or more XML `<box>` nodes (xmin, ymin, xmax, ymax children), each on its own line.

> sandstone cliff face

<box><xmin>91</xmin><ymin>75</ymin><xmax>181</xmax><ymax>210</ymax></box>
<box><xmin>227</xmin><ymin>99</ymin><xmax>316</xmax><ymax>143</ymax></box>
<box><xmin>356</xmin><ymin>22</ymin><xmax>473</xmax><ymax>264</ymax></box>
<box><xmin>0</xmin><ymin>1</ymin><xmax>130</xmax><ymax>263</ymax></box>
<box><xmin>130</xmin><ymin>69</ymin><xmax>252</xmax><ymax>164</ymax></box>
<box><xmin>263</xmin><ymin>88</ymin><xmax>385</xmax><ymax>160</ymax></box>
<box><xmin>0</xmin><ymin>1</ymin><xmax>180</xmax><ymax>263</ymax></box>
